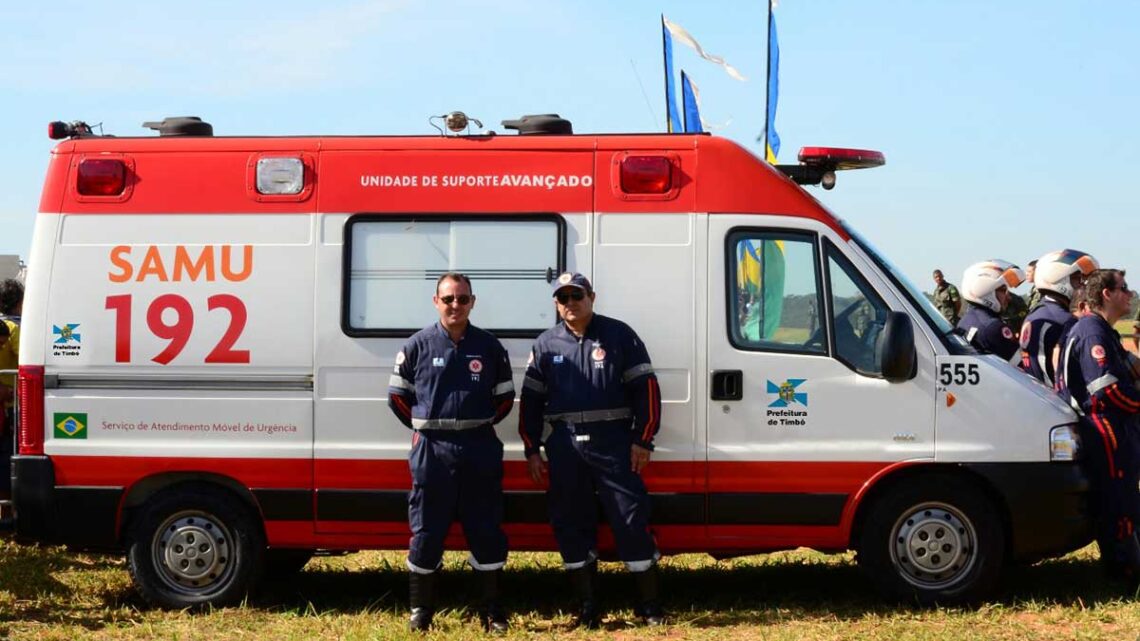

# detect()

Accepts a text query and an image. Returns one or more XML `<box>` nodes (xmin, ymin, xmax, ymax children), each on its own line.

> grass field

<box><xmin>2</xmin><ymin>542</ymin><xmax>1139</xmax><ymax>640</ymax></box>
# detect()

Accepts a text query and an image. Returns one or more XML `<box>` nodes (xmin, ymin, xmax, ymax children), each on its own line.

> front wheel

<box><xmin>858</xmin><ymin>475</ymin><xmax>1004</xmax><ymax>605</ymax></box>
<box><xmin>127</xmin><ymin>485</ymin><xmax>265</xmax><ymax>609</ymax></box>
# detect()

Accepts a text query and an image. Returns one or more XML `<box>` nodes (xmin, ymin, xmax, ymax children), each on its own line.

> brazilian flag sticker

<box><xmin>54</xmin><ymin>413</ymin><xmax>88</xmax><ymax>439</ymax></box>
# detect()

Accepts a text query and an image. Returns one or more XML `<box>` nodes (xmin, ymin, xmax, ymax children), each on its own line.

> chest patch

<box><xmin>1001</xmin><ymin>326</ymin><xmax>1013</xmax><ymax>340</ymax></box>
<box><xmin>468</xmin><ymin>358</ymin><xmax>483</xmax><ymax>373</ymax></box>
<box><xmin>432</xmin><ymin>357</ymin><xmax>446</xmax><ymax>367</ymax></box>
<box><xmin>592</xmin><ymin>347</ymin><xmax>606</xmax><ymax>362</ymax></box>
<box><xmin>553</xmin><ymin>355</ymin><xmax>565</xmax><ymax>364</ymax></box>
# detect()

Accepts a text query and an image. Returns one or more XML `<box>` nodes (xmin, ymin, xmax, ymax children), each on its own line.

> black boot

<box><xmin>477</xmin><ymin>569</ymin><xmax>509</xmax><ymax>633</ymax></box>
<box><xmin>408</xmin><ymin>572</ymin><xmax>437</xmax><ymax>632</ymax></box>
<box><xmin>632</xmin><ymin>566</ymin><xmax>666</xmax><ymax>626</ymax></box>
<box><xmin>568</xmin><ymin>561</ymin><xmax>601</xmax><ymax>629</ymax></box>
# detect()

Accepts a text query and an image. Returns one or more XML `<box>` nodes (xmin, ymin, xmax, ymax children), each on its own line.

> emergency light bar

<box><xmin>777</xmin><ymin>146</ymin><xmax>885</xmax><ymax>190</ymax></box>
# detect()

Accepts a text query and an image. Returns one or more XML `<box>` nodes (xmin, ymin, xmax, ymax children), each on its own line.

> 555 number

<box><xmin>939</xmin><ymin>362</ymin><xmax>980</xmax><ymax>386</ymax></box>
<box><xmin>105</xmin><ymin>294</ymin><xmax>250</xmax><ymax>365</ymax></box>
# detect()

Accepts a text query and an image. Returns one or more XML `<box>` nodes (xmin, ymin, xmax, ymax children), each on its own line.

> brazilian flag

<box><xmin>737</xmin><ymin>239</ymin><xmax>785</xmax><ymax>341</ymax></box>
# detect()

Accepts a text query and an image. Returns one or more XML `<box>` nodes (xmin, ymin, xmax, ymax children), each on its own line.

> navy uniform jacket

<box><xmin>388</xmin><ymin>322</ymin><xmax>515</xmax><ymax>430</ymax></box>
<box><xmin>957</xmin><ymin>304</ymin><xmax>1019</xmax><ymax>361</ymax></box>
<box><xmin>1018</xmin><ymin>298</ymin><xmax>1075</xmax><ymax>388</ymax></box>
<box><xmin>518</xmin><ymin>314</ymin><xmax>661</xmax><ymax>457</ymax></box>
<box><xmin>1059</xmin><ymin>314</ymin><xmax>1140</xmax><ymax>427</ymax></box>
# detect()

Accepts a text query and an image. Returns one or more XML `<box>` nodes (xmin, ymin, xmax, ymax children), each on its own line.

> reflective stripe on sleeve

<box><xmin>523</xmin><ymin>376</ymin><xmax>546</xmax><ymax>394</ymax></box>
<box><xmin>493</xmin><ymin>380</ymin><xmax>516</xmax><ymax>396</ymax></box>
<box><xmin>1088</xmin><ymin>373</ymin><xmax>1120</xmax><ymax>396</ymax></box>
<box><xmin>388</xmin><ymin>374</ymin><xmax>415</xmax><ymax>392</ymax></box>
<box><xmin>622</xmin><ymin>362</ymin><xmax>655</xmax><ymax>382</ymax></box>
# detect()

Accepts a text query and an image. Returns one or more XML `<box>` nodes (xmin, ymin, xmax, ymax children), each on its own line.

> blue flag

<box><xmin>662</xmin><ymin>15</ymin><xmax>683</xmax><ymax>133</ymax></box>
<box><xmin>765</xmin><ymin>6</ymin><xmax>781</xmax><ymax>163</ymax></box>
<box><xmin>681</xmin><ymin>71</ymin><xmax>703</xmax><ymax>133</ymax></box>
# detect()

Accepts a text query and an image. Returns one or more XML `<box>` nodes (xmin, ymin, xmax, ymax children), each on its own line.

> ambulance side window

<box><xmin>825</xmin><ymin>240</ymin><xmax>890</xmax><ymax>376</ymax></box>
<box><xmin>726</xmin><ymin>231</ymin><xmax>827</xmax><ymax>355</ymax></box>
<box><xmin>343</xmin><ymin>215</ymin><xmax>565</xmax><ymax>337</ymax></box>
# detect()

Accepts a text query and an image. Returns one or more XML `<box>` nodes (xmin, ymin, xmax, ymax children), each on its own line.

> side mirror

<box><xmin>879</xmin><ymin>312</ymin><xmax>917</xmax><ymax>382</ymax></box>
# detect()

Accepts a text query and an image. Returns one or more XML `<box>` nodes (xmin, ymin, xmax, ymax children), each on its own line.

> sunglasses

<box><xmin>555</xmin><ymin>290</ymin><xmax>586</xmax><ymax>304</ymax></box>
<box><xmin>439</xmin><ymin>294</ymin><xmax>473</xmax><ymax>306</ymax></box>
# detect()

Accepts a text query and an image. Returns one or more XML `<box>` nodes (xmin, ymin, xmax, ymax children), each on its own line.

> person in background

<box><xmin>932</xmin><ymin>269</ymin><xmax>962</xmax><ymax>326</ymax></box>
<box><xmin>0</xmin><ymin>279</ymin><xmax>23</xmax><ymax>514</ymax></box>
<box><xmin>956</xmin><ymin>260</ymin><xmax>1025</xmax><ymax>362</ymax></box>
<box><xmin>1025</xmin><ymin>260</ymin><xmax>1042</xmax><ymax>311</ymax></box>
<box><xmin>1019</xmin><ymin>250</ymin><xmax>1099</xmax><ymax>388</ymax></box>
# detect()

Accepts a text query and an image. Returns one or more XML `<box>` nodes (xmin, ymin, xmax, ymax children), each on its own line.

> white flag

<box><xmin>662</xmin><ymin>16</ymin><xmax>747</xmax><ymax>82</ymax></box>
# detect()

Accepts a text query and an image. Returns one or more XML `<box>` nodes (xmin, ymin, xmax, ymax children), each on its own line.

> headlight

<box><xmin>1050</xmin><ymin>424</ymin><xmax>1081</xmax><ymax>461</ymax></box>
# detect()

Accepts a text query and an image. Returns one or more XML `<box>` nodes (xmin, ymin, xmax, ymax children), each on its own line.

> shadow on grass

<box><xmin>2</xmin><ymin>548</ymin><xmax>1132</xmax><ymax>631</ymax></box>
<box><xmin>253</xmin><ymin>551</ymin><xmax>1134</xmax><ymax>627</ymax></box>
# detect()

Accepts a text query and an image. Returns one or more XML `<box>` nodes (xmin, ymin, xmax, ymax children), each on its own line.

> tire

<box><xmin>127</xmin><ymin>485</ymin><xmax>265</xmax><ymax>609</ymax></box>
<box><xmin>857</xmin><ymin>475</ymin><xmax>1004</xmax><ymax>605</ymax></box>
<box><xmin>262</xmin><ymin>549</ymin><xmax>314</xmax><ymax>583</ymax></box>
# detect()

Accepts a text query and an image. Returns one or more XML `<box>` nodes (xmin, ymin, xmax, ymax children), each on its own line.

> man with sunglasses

<box><xmin>519</xmin><ymin>272</ymin><xmax>665</xmax><ymax>628</ymax></box>
<box><xmin>1058</xmin><ymin>269</ymin><xmax>1140</xmax><ymax>586</ymax></box>
<box><xmin>388</xmin><ymin>273</ymin><xmax>516</xmax><ymax>632</ymax></box>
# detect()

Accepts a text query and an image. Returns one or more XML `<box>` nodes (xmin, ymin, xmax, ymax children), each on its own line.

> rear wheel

<box><xmin>127</xmin><ymin>486</ymin><xmax>265</xmax><ymax>609</ymax></box>
<box><xmin>858</xmin><ymin>475</ymin><xmax>1004</xmax><ymax>605</ymax></box>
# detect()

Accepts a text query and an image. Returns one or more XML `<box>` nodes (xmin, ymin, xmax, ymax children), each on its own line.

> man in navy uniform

<box><xmin>1019</xmin><ymin>249</ymin><xmax>1098</xmax><ymax>387</ymax></box>
<box><xmin>956</xmin><ymin>260</ymin><xmax>1024</xmax><ymax>362</ymax></box>
<box><xmin>519</xmin><ymin>272</ymin><xmax>665</xmax><ymax>628</ymax></box>
<box><xmin>1058</xmin><ymin>269</ymin><xmax>1140</xmax><ymax>584</ymax></box>
<box><xmin>388</xmin><ymin>273</ymin><xmax>515</xmax><ymax>632</ymax></box>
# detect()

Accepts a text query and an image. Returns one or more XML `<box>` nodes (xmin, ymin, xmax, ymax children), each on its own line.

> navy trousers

<box><xmin>407</xmin><ymin>426</ymin><xmax>508</xmax><ymax>573</ymax></box>
<box><xmin>1079</xmin><ymin>413</ymin><xmax>1140</xmax><ymax>571</ymax></box>
<box><xmin>544</xmin><ymin>422</ymin><xmax>657</xmax><ymax>570</ymax></box>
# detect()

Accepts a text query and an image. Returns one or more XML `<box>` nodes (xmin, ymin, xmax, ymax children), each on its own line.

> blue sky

<box><xmin>2</xmin><ymin>0</ymin><xmax>1137</xmax><ymax>292</ymax></box>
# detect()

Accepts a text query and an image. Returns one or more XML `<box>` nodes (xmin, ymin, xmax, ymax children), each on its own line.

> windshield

<box><xmin>840</xmin><ymin>221</ymin><xmax>973</xmax><ymax>352</ymax></box>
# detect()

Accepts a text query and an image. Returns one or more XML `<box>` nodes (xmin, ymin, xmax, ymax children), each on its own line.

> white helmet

<box><xmin>1033</xmin><ymin>249</ymin><xmax>1099</xmax><ymax>300</ymax></box>
<box><xmin>961</xmin><ymin>260</ymin><xmax>1026</xmax><ymax>313</ymax></box>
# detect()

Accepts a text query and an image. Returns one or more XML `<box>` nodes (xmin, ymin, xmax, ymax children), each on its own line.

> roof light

<box><xmin>77</xmin><ymin>158</ymin><xmax>126</xmax><ymax>196</ymax></box>
<box><xmin>620</xmin><ymin>156</ymin><xmax>672</xmax><ymax>194</ymax></box>
<box><xmin>256</xmin><ymin>157</ymin><xmax>304</xmax><ymax>195</ymax></box>
<box><xmin>798</xmin><ymin>147</ymin><xmax>885</xmax><ymax>170</ymax></box>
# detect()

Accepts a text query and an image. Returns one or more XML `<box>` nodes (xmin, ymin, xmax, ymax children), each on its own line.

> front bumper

<box><xmin>965</xmin><ymin>462</ymin><xmax>1092</xmax><ymax>562</ymax></box>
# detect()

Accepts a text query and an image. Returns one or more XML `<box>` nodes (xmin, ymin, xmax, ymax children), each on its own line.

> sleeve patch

<box><xmin>396</xmin><ymin>351</ymin><xmax>406</xmax><ymax>365</ymax></box>
<box><xmin>1002</xmin><ymin>326</ymin><xmax>1014</xmax><ymax>340</ymax></box>
<box><xmin>1091</xmin><ymin>344</ymin><xmax>1106</xmax><ymax>360</ymax></box>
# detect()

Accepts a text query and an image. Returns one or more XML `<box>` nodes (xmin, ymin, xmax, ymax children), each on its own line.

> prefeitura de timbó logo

<box><xmin>52</xmin><ymin>323</ymin><xmax>82</xmax><ymax>357</ymax></box>
<box><xmin>54</xmin><ymin>412</ymin><xmax>88</xmax><ymax>439</ymax></box>
<box><xmin>766</xmin><ymin>379</ymin><xmax>808</xmax><ymax>426</ymax></box>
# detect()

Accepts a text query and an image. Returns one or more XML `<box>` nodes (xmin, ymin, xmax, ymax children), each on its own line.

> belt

<box><xmin>411</xmin><ymin>416</ymin><xmax>494</xmax><ymax>431</ymax></box>
<box><xmin>544</xmin><ymin>408</ymin><xmax>632</xmax><ymax>425</ymax></box>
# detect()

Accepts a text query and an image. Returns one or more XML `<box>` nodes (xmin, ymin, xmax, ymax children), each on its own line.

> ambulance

<box><xmin>9</xmin><ymin>113</ymin><xmax>1088</xmax><ymax>608</ymax></box>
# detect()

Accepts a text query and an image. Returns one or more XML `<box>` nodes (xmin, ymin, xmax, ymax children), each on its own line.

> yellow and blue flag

<box><xmin>737</xmin><ymin>239</ymin><xmax>786</xmax><ymax>340</ymax></box>
<box><xmin>765</xmin><ymin>3</ymin><xmax>781</xmax><ymax>164</ymax></box>
<box><xmin>681</xmin><ymin>71</ymin><xmax>703</xmax><ymax>133</ymax></box>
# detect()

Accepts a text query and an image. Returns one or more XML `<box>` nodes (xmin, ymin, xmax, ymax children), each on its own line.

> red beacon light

<box><xmin>47</xmin><ymin>120</ymin><xmax>94</xmax><ymax>140</ymax></box>
<box><xmin>777</xmin><ymin>146</ymin><xmax>885</xmax><ymax>190</ymax></box>
<box><xmin>619</xmin><ymin>155</ymin><xmax>673</xmax><ymax>194</ymax></box>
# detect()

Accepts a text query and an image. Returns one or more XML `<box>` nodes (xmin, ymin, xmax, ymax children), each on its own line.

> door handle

<box><xmin>711</xmin><ymin>370</ymin><xmax>743</xmax><ymax>401</ymax></box>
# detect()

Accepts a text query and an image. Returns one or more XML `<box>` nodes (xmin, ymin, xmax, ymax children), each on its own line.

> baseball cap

<box><xmin>552</xmin><ymin>272</ymin><xmax>592</xmax><ymax>295</ymax></box>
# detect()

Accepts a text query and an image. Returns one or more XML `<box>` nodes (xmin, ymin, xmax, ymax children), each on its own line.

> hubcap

<box><xmin>890</xmin><ymin>502</ymin><xmax>977</xmax><ymax>589</ymax></box>
<box><xmin>151</xmin><ymin>510</ymin><xmax>235</xmax><ymax>596</ymax></box>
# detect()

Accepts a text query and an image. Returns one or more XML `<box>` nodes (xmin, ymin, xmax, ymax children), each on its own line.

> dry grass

<box><xmin>1</xmin><ymin>542</ymin><xmax>1139</xmax><ymax>640</ymax></box>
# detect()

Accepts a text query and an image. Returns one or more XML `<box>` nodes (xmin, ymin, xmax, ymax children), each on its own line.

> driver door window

<box><xmin>825</xmin><ymin>241</ymin><xmax>890</xmax><ymax>375</ymax></box>
<box><xmin>727</xmin><ymin>231</ymin><xmax>826</xmax><ymax>355</ymax></box>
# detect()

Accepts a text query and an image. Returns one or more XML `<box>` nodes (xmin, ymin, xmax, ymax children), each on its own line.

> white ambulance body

<box><xmin>11</xmin><ymin>116</ymin><xmax>1088</xmax><ymax>608</ymax></box>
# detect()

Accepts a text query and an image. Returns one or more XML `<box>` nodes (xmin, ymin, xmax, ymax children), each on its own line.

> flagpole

<box><xmin>661</xmin><ymin>14</ymin><xmax>672</xmax><ymax>133</ymax></box>
<box><xmin>762</xmin><ymin>0</ymin><xmax>773</xmax><ymax>155</ymax></box>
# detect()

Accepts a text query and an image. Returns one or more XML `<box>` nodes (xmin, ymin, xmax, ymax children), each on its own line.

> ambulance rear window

<box><xmin>342</xmin><ymin>215</ymin><xmax>565</xmax><ymax>337</ymax></box>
